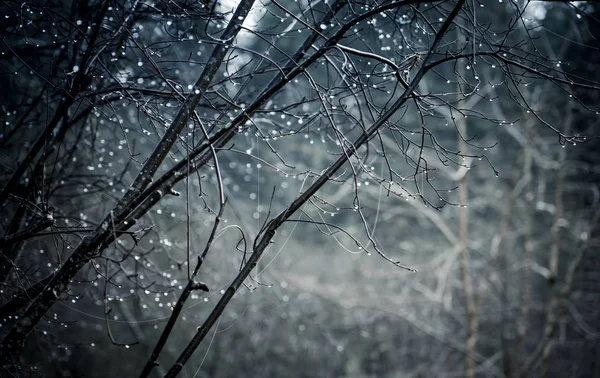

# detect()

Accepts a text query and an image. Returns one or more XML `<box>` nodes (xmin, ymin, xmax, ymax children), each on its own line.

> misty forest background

<box><xmin>1</xmin><ymin>0</ymin><xmax>599</xmax><ymax>377</ymax></box>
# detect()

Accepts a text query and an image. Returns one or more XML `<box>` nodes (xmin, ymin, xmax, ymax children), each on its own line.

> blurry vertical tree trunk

<box><xmin>538</xmin><ymin>100</ymin><xmax>570</xmax><ymax>377</ymax></box>
<box><xmin>516</xmin><ymin>116</ymin><xmax>534</xmax><ymax>368</ymax></box>
<box><xmin>456</xmin><ymin>24</ymin><xmax>477</xmax><ymax>378</ymax></box>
